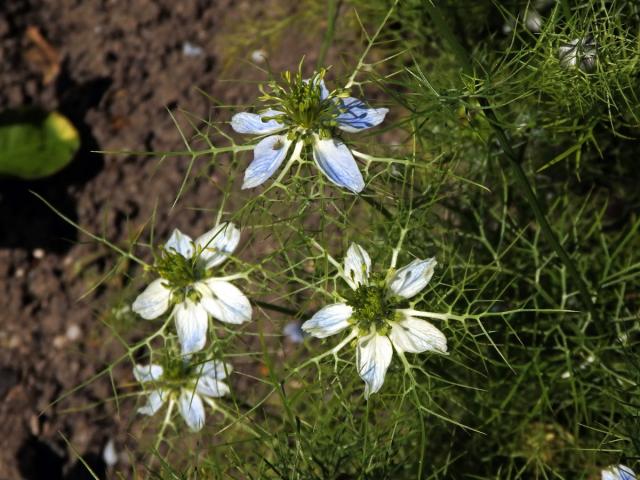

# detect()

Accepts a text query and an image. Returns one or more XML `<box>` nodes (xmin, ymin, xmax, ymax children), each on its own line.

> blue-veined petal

<box><xmin>389</xmin><ymin>315</ymin><xmax>447</xmax><ymax>354</ymax></box>
<box><xmin>197</xmin><ymin>359</ymin><xmax>232</xmax><ymax>380</ymax></box>
<box><xmin>602</xmin><ymin>465</ymin><xmax>637</xmax><ymax>480</ymax></box>
<box><xmin>343</xmin><ymin>243</ymin><xmax>371</xmax><ymax>290</ymax></box>
<box><xmin>356</xmin><ymin>331</ymin><xmax>393</xmax><ymax>398</ymax></box>
<box><xmin>388</xmin><ymin>258</ymin><xmax>437</xmax><ymax>299</ymax></box>
<box><xmin>132</xmin><ymin>278</ymin><xmax>172</xmax><ymax>320</ymax></box>
<box><xmin>304</xmin><ymin>78</ymin><xmax>329</xmax><ymax>100</ymax></box>
<box><xmin>336</xmin><ymin>97</ymin><xmax>388</xmax><ymax>133</ymax></box>
<box><xmin>165</xmin><ymin>229</ymin><xmax>194</xmax><ymax>258</ymax></box>
<box><xmin>175</xmin><ymin>300</ymin><xmax>209</xmax><ymax>355</ymax></box>
<box><xmin>137</xmin><ymin>389</ymin><xmax>167</xmax><ymax>416</ymax></box>
<box><xmin>133</xmin><ymin>364</ymin><xmax>164</xmax><ymax>383</ymax></box>
<box><xmin>196</xmin><ymin>376</ymin><xmax>230</xmax><ymax>398</ymax></box>
<box><xmin>231</xmin><ymin>109</ymin><xmax>285</xmax><ymax>135</ymax></box>
<box><xmin>178</xmin><ymin>390</ymin><xmax>205</xmax><ymax>431</ymax></box>
<box><xmin>302</xmin><ymin>303</ymin><xmax>353</xmax><ymax>339</ymax></box>
<box><xmin>312</xmin><ymin>135</ymin><xmax>365</xmax><ymax>193</ymax></box>
<box><xmin>195</xmin><ymin>222</ymin><xmax>241</xmax><ymax>269</ymax></box>
<box><xmin>242</xmin><ymin>135</ymin><xmax>292</xmax><ymax>189</ymax></box>
<box><xmin>197</xmin><ymin>280</ymin><xmax>252</xmax><ymax>324</ymax></box>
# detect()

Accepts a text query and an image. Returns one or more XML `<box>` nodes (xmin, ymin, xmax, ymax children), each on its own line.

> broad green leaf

<box><xmin>0</xmin><ymin>109</ymin><xmax>80</xmax><ymax>180</ymax></box>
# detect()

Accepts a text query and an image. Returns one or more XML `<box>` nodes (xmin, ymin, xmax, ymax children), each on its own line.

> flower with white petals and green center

<box><xmin>133</xmin><ymin>357</ymin><xmax>231</xmax><ymax>432</ymax></box>
<box><xmin>601</xmin><ymin>465</ymin><xmax>636</xmax><ymax>480</ymax></box>
<box><xmin>231</xmin><ymin>69</ymin><xmax>388</xmax><ymax>193</ymax></box>
<box><xmin>132</xmin><ymin>223</ymin><xmax>251</xmax><ymax>355</ymax></box>
<box><xmin>302</xmin><ymin>243</ymin><xmax>447</xmax><ymax>398</ymax></box>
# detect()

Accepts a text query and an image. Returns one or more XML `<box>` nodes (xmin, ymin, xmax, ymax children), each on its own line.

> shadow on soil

<box><xmin>17</xmin><ymin>436</ymin><xmax>106</xmax><ymax>480</ymax></box>
<box><xmin>0</xmin><ymin>72</ymin><xmax>111</xmax><ymax>253</ymax></box>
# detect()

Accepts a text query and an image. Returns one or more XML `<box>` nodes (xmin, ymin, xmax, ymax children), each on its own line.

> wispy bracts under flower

<box><xmin>231</xmin><ymin>68</ymin><xmax>388</xmax><ymax>193</ymax></box>
<box><xmin>302</xmin><ymin>243</ymin><xmax>447</xmax><ymax>397</ymax></box>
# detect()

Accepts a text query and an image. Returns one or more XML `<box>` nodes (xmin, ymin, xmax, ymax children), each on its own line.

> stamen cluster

<box><xmin>346</xmin><ymin>274</ymin><xmax>396</xmax><ymax>334</ymax></box>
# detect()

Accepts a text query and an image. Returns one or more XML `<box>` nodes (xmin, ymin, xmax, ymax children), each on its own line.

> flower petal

<box><xmin>195</xmin><ymin>222</ymin><xmax>241</xmax><ymax>269</ymax></box>
<box><xmin>304</xmin><ymin>77</ymin><xmax>329</xmax><ymax>100</ymax></box>
<box><xmin>602</xmin><ymin>465</ymin><xmax>637</xmax><ymax>480</ymax></box>
<box><xmin>165</xmin><ymin>228</ymin><xmax>194</xmax><ymax>258</ymax></box>
<box><xmin>242</xmin><ymin>135</ymin><xmax>292</xmax><ymax>189</ymax></box>
<box><xmin>343</xmin><ymin>243</ymin><xmax>371</xmax><ymax>290</ymax></box>
<box><xmin>197</xmin><ymin>359</ymin><xmax>232</xmax><ymax>380</ymax></box>
<box><xmin>389</xmin><ymin>316</ymin><xmax>447</xmax><ymax>354</ymax></box>
<box><xmin>336</xmin><ymin>97</ymin><xmax>388</xmax><ymax>133</ymax></box>
<box><xmin>175</xmin><ymin>300</ymin><xmax>209</xmax><ymax>355</ymax></box>
<box><xmin>302</xmin><ymin>303</ymin><xmax>353</xmax><ymax>339</ymax></box>
<box><xmin>197</xmin><ymin>280</ymin><xmax>252</xmax><ymax>324</ymax></box>
<box><xmin>132</xmin><ymin>278</ymin><xmax>172</xmax><ymax>320</ymax></box>
<box><xmin>137</xmin><ymin>389</ymin><xmax>167</xmax><ymax>416</ymax></box>
<box><xmin>356</xmin><ymin>332</ymin><xmax>393</xmax><ymax>398</ymax></box>
<box><xmin>133</xmin><ymin>364</ymin><xmax>164</xmax><ymax>383</ymax></box>
<box><xmin>312</xmin><ymin>135</ymin><xmax>365</xmax><ymax>193</ymax></box>
<box><xmin>388</xmin><ymin>258</ymin><xmax>437</xmax><ymax>299</ymax></box>
<box><xmin>196</xmin><ymin>377</ymin><xmax>230</xmax><ymax>398</ymax></box>
<box><xmin>178</xmin><ymin>390</ymin><xmax>205</xmax><ymax>432</ymax></box>
<box><xmin>231</xmin><ymin>109</ymin><xmax>284</xmax><ymax>135</ymax></box>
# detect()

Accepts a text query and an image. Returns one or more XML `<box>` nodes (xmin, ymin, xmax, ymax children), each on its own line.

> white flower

<box><xmin>133</xmin><ymin>359</ymin><xmax>232</xmax><ymax>432</ymax></box>
<box><xmin>602</xmin><ymin>465</ymin><xmax>636</xmax><ymax>480</ymax></box>
<box><xmin>559</xmin><ymin>36</ymin><xmax>597</xmax><ymax>72</ymax></box>
<box><xmin>231</xmin><ymin>72</ymin><xmax>388</xmax><ymax>193</ymax></box>
<box><xmin>132</xmin><ymin>224</ymin><xmax>252</xmax><ymax>355</ymax></box>
<box><xmin>301</xmin><ymin>243</ymin><xmax>447</xmax><ymax>398</ymax></box>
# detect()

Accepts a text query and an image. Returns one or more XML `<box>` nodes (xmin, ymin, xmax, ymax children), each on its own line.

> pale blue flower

<box><xmin>132</xmin><ymin>224</ymin><xmax>252</xmax><ymax>355</ymax></box>
<box><xmin>301</xmin><ymin>243</ymin><xmax>446</xmax><ymax>398</ymax></box>
<box><xmin>231</xmin><ymin>75</ymin><xmax>388</xmax><ymax>193</ymax></box>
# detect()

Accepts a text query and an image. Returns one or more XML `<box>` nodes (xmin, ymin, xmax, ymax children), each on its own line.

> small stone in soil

<box><xmin>66</xmin><ymin>324</ymin><xmax>82</xmax><ymax>341</ymax></box>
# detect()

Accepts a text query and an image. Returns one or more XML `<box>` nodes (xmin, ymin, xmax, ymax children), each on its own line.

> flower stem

<box><xmin>423</xmin><ymin>1</ymin><xmax>598</xmax><ymax>325</ymax></box>
<box><xmin>316</xmin><ymin>0</ymin><xmax>340</xmax><ymax>69</ymax></box>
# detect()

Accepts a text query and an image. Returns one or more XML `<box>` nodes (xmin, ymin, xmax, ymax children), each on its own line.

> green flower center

<box><xmin>154</xmin><ymin>250</ymin><xmax>206</xmax><ymax>302</ymax></box>
<box><xmin>345</xmin><ymin>274</ymin><xmax>398</xmax><ymax>334</ymax></box>
<box><xmin>260</xmin><ymin>68</ymin><xmax>344</xmax><ymax>139</ymax></box>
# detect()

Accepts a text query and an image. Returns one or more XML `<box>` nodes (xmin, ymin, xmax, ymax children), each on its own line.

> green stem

<box><xmin>423</xmin><ymin>1</ymin><xmax>598</xmax><ymax>323</ymax></box>
<box><xmin>317</xmin><ymin>0</ymin><xmax>341</xmax><ymax>69</ymax></box>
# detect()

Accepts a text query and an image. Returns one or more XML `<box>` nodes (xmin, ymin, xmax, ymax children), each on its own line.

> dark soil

<box><xmin>0</xmin><ymin>0</ymin><xmax>321</xmax><ymax>478</ymax></box>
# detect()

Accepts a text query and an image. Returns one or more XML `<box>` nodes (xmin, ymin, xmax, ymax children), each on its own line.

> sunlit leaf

<box><xmin>0</xmin><ymin>109</ymin><xmax>80</xmax><ymax>180</ymax></box>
